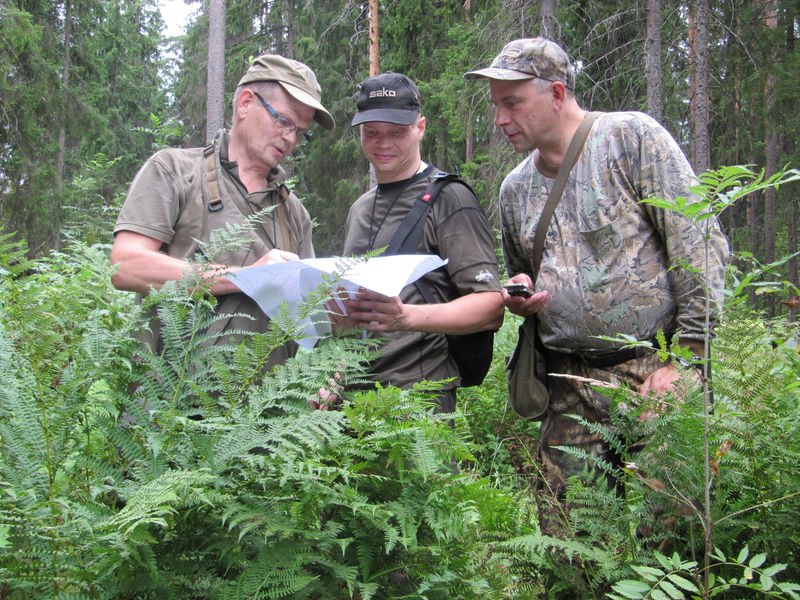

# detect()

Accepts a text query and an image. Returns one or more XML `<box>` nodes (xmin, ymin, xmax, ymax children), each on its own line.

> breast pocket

<box><xmin>579</xmin><ymin>219</ymin><xmax>624</xmax><ymax>292</ymax></box>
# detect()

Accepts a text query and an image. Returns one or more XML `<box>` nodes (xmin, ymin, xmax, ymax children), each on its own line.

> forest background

<box><xmin>1</xmin><ymin>1</ymin><xmax>800</xmax><ymax>599</ymax></box>
<box><xmin>2</xmin><ymin>0</ymin><xmax>799</xmax><ymax>320</ymax></box>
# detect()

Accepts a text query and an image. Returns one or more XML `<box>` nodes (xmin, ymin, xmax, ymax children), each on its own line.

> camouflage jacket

<box><xmin>500</xmin><ymin>112</ymin><xmax>729</xmax><ymax>355</ymax></box>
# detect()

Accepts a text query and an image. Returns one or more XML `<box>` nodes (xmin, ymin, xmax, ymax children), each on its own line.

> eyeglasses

<box><xmin>252</xmin><ymin>91</ymin><xmax>312</xmax><ymax>142</ymax></box>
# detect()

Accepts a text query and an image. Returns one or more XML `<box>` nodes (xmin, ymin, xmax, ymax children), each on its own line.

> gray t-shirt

<box><xmin>343</xmin><ymin>164</ymin><xmax>501</xmax><ymax>389</ymax></box>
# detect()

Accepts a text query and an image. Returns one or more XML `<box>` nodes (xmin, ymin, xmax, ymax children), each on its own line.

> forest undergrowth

<box><xmin>1</xmin><ymin>167</ymin><xmax>800</xmax><ymax>599</ymax></box>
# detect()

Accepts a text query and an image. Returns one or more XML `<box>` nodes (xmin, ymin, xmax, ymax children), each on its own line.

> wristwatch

<box><xmin>677</xmin><ymin>355</ymin><xmax>702</xmax><ymax>369</ymax></box>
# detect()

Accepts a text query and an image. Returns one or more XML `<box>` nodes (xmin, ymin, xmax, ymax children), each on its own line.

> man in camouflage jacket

<box><xmin>465</xmin><ymin>39</ymin><xmax>729</xmax><ymax>502</ymax></box>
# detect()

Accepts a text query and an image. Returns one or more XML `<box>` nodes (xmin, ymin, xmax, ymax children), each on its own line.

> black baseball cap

<box><xmin>351</xmin><ymin>72</ymin><xmax>421</xmax><ymax>127</ymax></box>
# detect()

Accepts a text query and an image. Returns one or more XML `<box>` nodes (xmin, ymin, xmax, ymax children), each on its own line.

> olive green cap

<box><xmin>238</xmin><ymin>54</ymin><xmax>335</xmax><ymax>130</ymax></box>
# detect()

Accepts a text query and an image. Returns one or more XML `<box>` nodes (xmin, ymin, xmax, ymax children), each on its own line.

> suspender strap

<box><xmin>274</xmin><ymin>185</ymin><xmax>295</xmax><ymax>252</ymax></box>
<box><xmin>204</xmin><ymin>144</ymin><xmax>224</xmax><ymax>212</ymax></box>
<box><xmin>531</xmin><ymin>111</ymin><xmax>602</xmax><ymax>281</ymax></box>
<box><xmin>203</xmin><ymin>142</ymin><xmax>295</xmax><ymax>252</ymax></box>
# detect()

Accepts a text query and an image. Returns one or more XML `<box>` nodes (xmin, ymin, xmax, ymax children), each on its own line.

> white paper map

<box><xmin>228</xmin><ymin>254</ymin><xmax>446</xmax><ymax>348</ymax></box>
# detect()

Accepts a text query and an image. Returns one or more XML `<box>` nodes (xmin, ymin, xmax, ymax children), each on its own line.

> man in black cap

<box><xmin>111</xmin><ymin>54</ymin><xmax>334</xmax><ymax>366</ymax></box>
<box><xmin>335</xmin><ymin>72</ymin><xmax>504</xmax><ymax>412</ymax></box>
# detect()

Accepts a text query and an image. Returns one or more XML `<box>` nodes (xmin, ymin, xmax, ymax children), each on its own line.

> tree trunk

<box><xmin>369</xmin><ymin>0</ymin><xmax>379</xmax><ymax>76</ymax></box>
<box><xmin>56</xmin><ymin>0</ymin><xmax>72</xmax><ymax>190</ymax></box>
<box><xmin>645</xmin><ymin>0</ymin><xmax>663</xmax><ymax>123</ymax></box>
<box><xmin>53</xmin><ymin>0</ymin><xmax>73</xmax><ymax>250</ymax></box>
<box><xmin>725</xmin><ymin>13</ymin><xmax>744</xmax><ymax>248</ymax></box>
<box><xmin>788</xmin><ymin>196</ymin><xmax>799</xmax><ymax>322</ymax></box>
<box><xmin>762</xmin><ymin>0</ymin><xmax>778</xmax><ymax>316</ymax></box>
<box><xmin>689</xmin><ymin>0</ymin><xmax>711</xmax><ymax>173</ymax></box>
<box><xmin>206</xmin><ymin>0</ymin><xmax>226</xmax><ymax>143</ymax></box>
<box><xmin>465</xmin><ymin>0</ymin><xmax>473</xmax><ymax>163</ymax></box>
<box><xmin>437</xmin><ymin>117</ymin><xmax>446</xmax><ymax>169</ymax></box>
<box><xmin>286</xmin><ymin>0</ymin><xmax>295</xmax><ymax>57</ymax></box>
<box><xmin>368</xmin><ymin>0</ymin><xmax>379</xmax><ymax>188</ymax></box>
<box><xmin>785</xmin><ymin>3</ymin><xmax>798</xmax><ymax>322</ymax></box>
<box><xmin>540</xmin><ymin>0</ymin><xmax>557</xmax><ymax>39</ymax></box>
<box><xmin>747</xmin><ymin>190</ymin><xmax>761</xmax><ymax>307</ymax></box>
<box><xmin>271</xmin><ymin>1</ymin><xmax>284</xmax><ymax>55</ymax></box>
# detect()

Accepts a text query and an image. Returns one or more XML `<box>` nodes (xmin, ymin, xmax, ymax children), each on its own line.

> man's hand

<box><xmin>638</xmin><ymin>363</ymin><xmax>700</xmax><ymax>421</ymax></box>
<box><xmin>110</xmin><ymin>231</ymin><xmax>301</xmax><ymax>296</ymax></box>
<box><xmin>251</xmin><ymin>248</ymin><xmax>299</xmax><ymax>266</ymax></box>
<box><xmin>308</xmin><ymin>372</ymin><xmax>344</xmax><ymax>411</ymax></box>
<box><xmin>502</xmin><ymin>274</ymin><xmax>548</xmax><ymax>317</ymax></box>
<box><xmin>326</xmin><ymin>289</ymin><xmax>359</xmax><ymax>334</ymax></box>
<box><xmin>640</xmin><ymin>363</ymin><xmax>681</xmax><ymax>397</ymax></box>
<box><xmin>332</xmin><ymin>286</ymin><xmax>503</xmax><ymax>336</ymax></box>
<box><xmin>346</xmin><ymin>289</ymin><xmax>409</xmax><ymax>332</ymax></box>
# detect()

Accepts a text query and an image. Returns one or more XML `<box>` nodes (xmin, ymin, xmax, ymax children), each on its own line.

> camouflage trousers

<box><xmin>536</xmin><ymin>349</ymin><xmax>665</xmax><ymax>498</ymax></box>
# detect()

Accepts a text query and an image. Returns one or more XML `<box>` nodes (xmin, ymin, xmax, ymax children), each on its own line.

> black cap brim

<box><xmin>351</xmin><ymin>108</ymin><xmax>419</xmax><ymax>127</ymax></box>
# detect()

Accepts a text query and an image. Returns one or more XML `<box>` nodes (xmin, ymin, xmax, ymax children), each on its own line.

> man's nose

<box><xmin>281</xmin><ymin>127</ymin><xmax>300</xmax><ymax>146</ymax></box>
<box><xmin>493</xmin><ymin>106</ymin><xmax>508</xmax><ymax>128</ymax></box>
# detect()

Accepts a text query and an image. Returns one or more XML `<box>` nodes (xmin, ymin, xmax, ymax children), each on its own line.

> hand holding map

<box><xmin>228</xmin><ymin>254</ymin><xmax>446</xmax><ymax>348</ymax></box>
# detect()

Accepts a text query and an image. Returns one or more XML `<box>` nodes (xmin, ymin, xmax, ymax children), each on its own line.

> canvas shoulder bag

<box><xmin>506</xmin><ymin>111</ymin><xmax>602</xmax><ymax>419</ymax></box>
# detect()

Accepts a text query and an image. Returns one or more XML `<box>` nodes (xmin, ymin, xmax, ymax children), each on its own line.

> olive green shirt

<box><xmin>115</xmin><ymin>130</ymin><xmax>314</xmax><ymax>363</ymax></box>
<box><xmin>344</xmin><ymin>164</ymin><xmax>501</xmax><ymax>389</ymax></box>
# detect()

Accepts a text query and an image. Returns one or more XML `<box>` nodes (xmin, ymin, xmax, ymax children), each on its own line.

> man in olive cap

<box><xmin>332</xmin><ymin>72</ymin><xmax>503</xmax><ymax>413</ymax></box>
<box><xmin>465</xmin><ymin>39</ymin><xmax>729</xmax><ymax>506</ymax></box>
<box><xmin>112</xmin><ymin>55</ymin><xmax>334</xmax><ymax>366</ymax></box>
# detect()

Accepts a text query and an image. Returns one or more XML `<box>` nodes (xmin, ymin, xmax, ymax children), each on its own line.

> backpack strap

<box><xmin>383</xmin><ymin>171</ymin><xmax>474</xmax><ymax>303</ymax></box>
<box><xmin>386</xmin><ymin>172</ymin><xmax>469</xmax><ymax>256</ymax></box>
<box><xmin>383</xmin><ymin>170</ymin><xmax>493</xmax><ymax>387</ymax></box>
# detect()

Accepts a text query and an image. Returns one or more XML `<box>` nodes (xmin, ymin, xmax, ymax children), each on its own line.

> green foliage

<box><xmin>474</xmin><ymin>312</ymin><xmax>800</xmax><ymax>599</ymax></box>
<box><xmin>1</xmin><ymin>0</ymin><xmax>168</xmax><ymax>255</ymax></box>
<box><xmin>0</xmin><ymin>240</ymin><xmax>538</xmax><ymax>599</ymax></box>
<box><xmin>608</xmin><ymin>547</ymin><xmax>800</xmax><ymax>600</ymax></box>
<box><xmin>454</xmin><ymin>166</ymin><xmax>800</xmax><ymax>599</ymax></box>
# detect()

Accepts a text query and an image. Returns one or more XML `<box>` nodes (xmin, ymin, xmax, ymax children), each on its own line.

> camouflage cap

<box><xmin>237</xmin><ymin>54</ymin><xmax>335</xmax><ymax>130</ymax></box>
<box><xmin>464</xmin><ymin>38</ymin><xmax>576</xmax><ymax>90</ymax></box>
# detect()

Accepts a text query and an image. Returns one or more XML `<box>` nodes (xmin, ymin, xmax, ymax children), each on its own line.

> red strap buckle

<box><xmin>422</xmin><ymin>193</ymin><xmax>432</xmax><ymax>202</ymax></box>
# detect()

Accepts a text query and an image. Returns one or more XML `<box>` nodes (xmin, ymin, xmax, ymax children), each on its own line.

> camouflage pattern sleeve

<box><xmin>499</xmin><ymin>155</ymin><xmax>538</xmax><ymax>280</ymax></box>
<box><xmin>631</xmin><ymin>114</ymin><xmax>730</xmax><ymax>344</ymax></box>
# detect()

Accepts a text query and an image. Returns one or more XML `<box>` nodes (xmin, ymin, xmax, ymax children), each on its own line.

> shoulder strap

<box><xmin>385</xmin><ymin>170</ymin><xmax>472</xmax><ymax>304</ymax></box>
<box><xmin>274</xmin><ymin>184</ymin><xmax>295</xmax><ymax>252</ymax></box>
<box><xmin>386</xmin><ymin>172</ymin><xmax>466</xmax><ymax>256</ymax></box>
<box><xmin>204</xmin><ymin>144</ymin><xmax>224</xmax><ymax>212</ymax></box>
<box><xmin>531</xmin><ymin>111</ymin><xmax>602</xmax><ymax>281</ymax></box>
<box><xmin>202</xmin><ymin>142</ymin><xmax>296</xmax><ymax>252</ymax></box>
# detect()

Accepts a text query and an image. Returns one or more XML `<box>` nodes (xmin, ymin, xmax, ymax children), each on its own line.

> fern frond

<box><xmin>107</xmin><ymin>469</ymin><xmax>215</xmax><ymax>535</ymax></box>
<box><xmin>500</xmin><ymin>532</ymin><xmax>612</xmax><ymax>564</ymax></box>
<box><xmin>221</xmin><ymin>543</ymin><xmax>318</xmax><ymax>600</ymax></box>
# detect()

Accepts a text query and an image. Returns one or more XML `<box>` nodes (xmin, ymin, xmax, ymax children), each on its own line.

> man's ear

<box><xmin>416</xmin><ymin>115</ymin><xmax>427</xmax><ymax>139</ymax></box>
<box><xmin>234</xmin><ymin>88</ymin><xmax>255</xmax><ymax>120</ymax></box>
<box><xmin>551</xmin><ymin>81</ymin><xmax>568</xmax><ymax>108</ymax></box>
